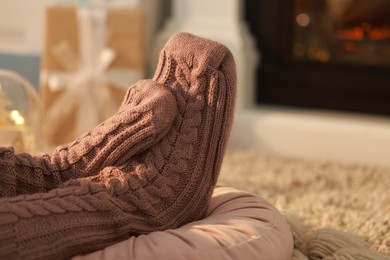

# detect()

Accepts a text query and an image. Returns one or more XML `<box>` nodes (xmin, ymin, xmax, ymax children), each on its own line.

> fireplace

<box><xmin>245</xmin><ymin>0</ymin><xmax>390</xmax><ymax>116</ymax></box>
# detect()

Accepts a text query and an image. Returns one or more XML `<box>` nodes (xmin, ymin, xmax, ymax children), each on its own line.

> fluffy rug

<box><xmin>218</xmin><ymin>149</ymin><xmax>390</xmax><ymax>259</ymax></box>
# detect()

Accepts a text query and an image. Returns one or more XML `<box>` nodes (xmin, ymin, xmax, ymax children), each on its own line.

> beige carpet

<box><xmin>218</xmin><ymin>149</ymin><xmax>390</xmax><ymax>258</ymax></box>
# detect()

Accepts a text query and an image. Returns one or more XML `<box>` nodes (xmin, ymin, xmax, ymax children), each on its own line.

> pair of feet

<box><xmin>0</xmin><ymin>33</ymin><xmax>236</xmax><ymax>258</ymax></box>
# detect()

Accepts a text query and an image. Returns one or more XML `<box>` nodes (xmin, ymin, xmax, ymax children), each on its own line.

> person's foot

<box><xmin>0</xmin><ymin>80</ymin><xmax>177</xmax><ymax>196</ymax></box>
<box><xmin>121</xmin><ymin>32</ymin><xmax>237</xmax><ymax>229</ymax></box>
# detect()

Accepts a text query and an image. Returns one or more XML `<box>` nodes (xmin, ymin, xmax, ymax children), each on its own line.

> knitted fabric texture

<box><xmin>0</xmin><ymin>80</ymin><xmax>176</xmax><ymax>197</ymax></box>
<box><xmin>0</xmin><ymin>32</ymin><xmax>237</xmax><ymax>260</ymax></box>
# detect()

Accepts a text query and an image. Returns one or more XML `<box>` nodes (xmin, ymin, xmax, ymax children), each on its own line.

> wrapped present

<box><xmin>41</xmin><ymin>4</ymin><xmax>145</xmax><ymax>146</ymax></box>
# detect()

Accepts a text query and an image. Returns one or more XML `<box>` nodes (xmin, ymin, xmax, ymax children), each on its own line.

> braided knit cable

<box><xmin>146</xmin><ymin>35</ymin><xmax>236</xmax><ymax>228</ymax></box>
<box><xmin>0</xmin><ymin>80</ymin><xmax>177</xmax><ymax>197</ymax></box>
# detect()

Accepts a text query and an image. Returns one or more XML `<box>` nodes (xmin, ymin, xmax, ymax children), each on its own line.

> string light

<box><xmin>10</xmin><ymin>110</ymin><xmax>25</xmax><ymax>126</ymax></box>
<box><xmin>296</xmin><ymin>13</ymin><xmax>310</xmax><ymax>27</ymax></box>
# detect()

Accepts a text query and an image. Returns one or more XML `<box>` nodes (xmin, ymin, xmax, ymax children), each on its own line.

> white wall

<box><xmin>0</xmin><ymin>0</ymin><xmax>54</xmax><ymax>54</ymax></box>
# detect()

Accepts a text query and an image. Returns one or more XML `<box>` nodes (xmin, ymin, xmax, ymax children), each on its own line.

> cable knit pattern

<box><xmin>0</xmin><ymin>33</ymin><xmax>236</xmax><ymax>259</ymax></box>
<box><xmin>0</xmin><ymin>80</ymin><xmax>177</xmax><ymax>197</ymax></box>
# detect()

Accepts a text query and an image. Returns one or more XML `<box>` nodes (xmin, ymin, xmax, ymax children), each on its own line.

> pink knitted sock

<box><xmin>0</xmin><ymin>33</ymin><xmax>236</xmax><ymax>259</ymax></box>
<box><xmin>0</xmin><ymin>80</ymin><xmax>177</xmax><ymax>197</ymax></box>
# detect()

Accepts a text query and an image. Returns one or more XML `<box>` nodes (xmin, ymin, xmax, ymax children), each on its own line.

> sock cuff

<box><xmin>160</xmin><ymin>32</ymin><xmax>232</xmax><ymax>72</ymax></box>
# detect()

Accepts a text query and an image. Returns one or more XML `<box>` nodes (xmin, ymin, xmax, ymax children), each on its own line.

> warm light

<box><xmin>342</xmin><ymin>42</ymin><xmax>359</xmax><ymax>52</ymax></box>
<box><xmin>10</xmin><ymin>110</ymin><xmax>20</xmax><ymax>120</ymax></box>
<box><xmin>369</xmin><ymin>27</ymin><xmax>390</xmax><ymax>41</ymax></box>
<box><xmin>10</xmin><ymin>110</ymin><xmax>25</xmax><ymax>125</ymax></box>
<box><xmin>15</xmin><ymin>116</ymin><xmax>25</xmax><ymax>125</ymax></box>
<box><xmin>336</xmin><ymin>27</ymin><xmax>364</xmax><ymax>41</ymax></box>
<box><xmin>296</xmin><ymin>13</ymin><xmax>310</xmax><ymax>27</ymax></box>
<box><xmin>314</xmin><ymin>50</ymin><xmax>330</xmax><ymax>62</ymax></box>
<box><xmin>293</xmin><ymin>43</ymin><xmax>306</xmax><ymax>57</ymax></box>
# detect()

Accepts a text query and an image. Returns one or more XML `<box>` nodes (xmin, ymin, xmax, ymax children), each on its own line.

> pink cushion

<box><xmin>74</xmin><ymin>186</ymin><xmax>293</xmax><ymax>260</ymax></box>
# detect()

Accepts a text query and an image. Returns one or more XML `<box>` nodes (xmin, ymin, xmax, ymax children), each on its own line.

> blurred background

<box><xmin>1</xmin><ymin>0</ymin><xmax>390</xmax><ymax>166</ymax></box>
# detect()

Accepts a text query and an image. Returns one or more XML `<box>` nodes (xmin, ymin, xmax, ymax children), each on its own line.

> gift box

<box><xmin>41</xmin><ymin>5</ymin><xmax>145</xmax><ymax>146</ymax></box>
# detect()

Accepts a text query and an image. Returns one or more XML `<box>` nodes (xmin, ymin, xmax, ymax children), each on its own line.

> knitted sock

<box><xmin>0</xmin><ymin>32</ymin><xmax>236</xmax><ymax>259</ymax></box>
<box><xmin>0</xmin><ymin>80</ymin><xmax>177</xmax><ymax>197</ymax></box>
